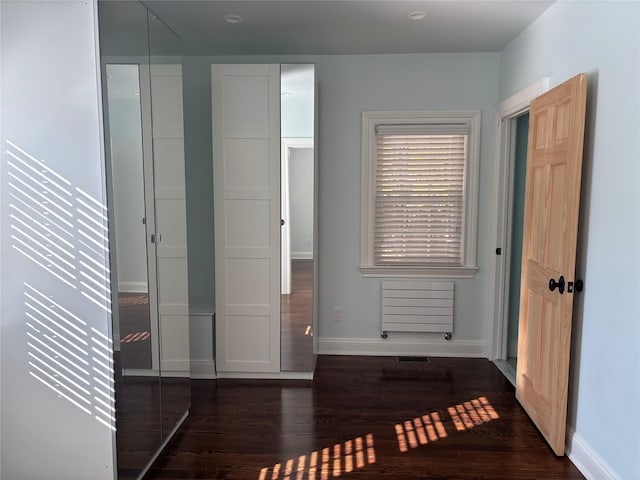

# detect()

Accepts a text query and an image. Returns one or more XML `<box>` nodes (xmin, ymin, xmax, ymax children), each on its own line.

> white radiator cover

<box><xmin>381</xmin><ymin>281</ymin><xmax>454</xmax><ymax>334</ymax></box>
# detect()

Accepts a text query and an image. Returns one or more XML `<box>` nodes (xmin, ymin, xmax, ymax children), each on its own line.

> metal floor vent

<box><xmin>396</xmin><ymin>356</ymin><xmax>430</xmax><ymax>363</ymax></box>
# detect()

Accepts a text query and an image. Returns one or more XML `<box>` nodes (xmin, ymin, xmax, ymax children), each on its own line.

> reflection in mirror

<box><xmin>147</xmin><ymin>10</ymin><xmax>191</xmax><ymax>440</ymax></box>
<box><xmin>281</xmin><ymin>64</ymin><xmax>315</xmax><ymax>372</ymax></box>
<box><xmin>106</xmin><ymin>64</ymin><xmax>154</xmax><ymax>373</ymax></box>
<box><xmin>99</xmin><ymin>1</ymin><xmax>189</xmax><ymax>477</ymax></box>
<box><xmin>99</xmin><ymin>1</ymin><xmax>164</xmax><ymax>477</ymax></box>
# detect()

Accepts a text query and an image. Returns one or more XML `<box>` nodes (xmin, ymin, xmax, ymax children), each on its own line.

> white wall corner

<box><xmin>318</xmin><ymin>337</ymin><xmax>485</xmax><ymax>357</ymax></box>
<box><xmin>566</xmin><ymin>427</ymin><xmax>620</xmax><ymax>480</ymax></box>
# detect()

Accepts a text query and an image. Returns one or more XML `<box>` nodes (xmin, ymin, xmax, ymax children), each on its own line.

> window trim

<box><xmin>360</xmin><ymin>110</ymin><xmax>481</xmax><ymax>278</ymax></box>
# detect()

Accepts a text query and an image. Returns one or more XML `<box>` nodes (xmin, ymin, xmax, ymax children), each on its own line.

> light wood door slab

<box><xmin>516</xmin><ymin>73</ymin><xmax>588</xmax><ymax>456</ymax></box>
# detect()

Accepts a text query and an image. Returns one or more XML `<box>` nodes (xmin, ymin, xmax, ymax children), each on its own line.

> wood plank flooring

<box><xmin>281</xmin><ymin>259</ymin><xmax>314</xmax><ymax>371</ymax></box>
<box><xmin>141</xmin><ymin>356</ymin><xmax>584</xmax><ymax>480</ymax></box>
<box><xmin>118</xmin><ymin>292</ymin><xmax>152</xmax><ymax>370</ymax></box>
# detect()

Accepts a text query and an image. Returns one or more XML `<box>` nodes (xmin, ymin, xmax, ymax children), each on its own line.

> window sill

<box><xmin>359</xmin><ymin>265</ymin><xmax>478</xmax><ymax>279</ymax></box>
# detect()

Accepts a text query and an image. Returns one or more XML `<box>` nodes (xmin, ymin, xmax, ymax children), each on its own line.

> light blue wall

<box><xmin>290</xmin><ymin>147</ymin><xmax>314</xmax><ymax>256</ymax></box>
<box><xmin>182</xmin><ymin>53</ymin><xmax>500</xmax><ymax>353</ymax></box>
<box><xmin>282</xmin><ymin>97</ymin><xmax>313</xmax><ymax>138</ymax></box>
<box><xmin>500</xmin><ymin>2</ymin><xmax>640</xmax><ymax>478</ymax></box>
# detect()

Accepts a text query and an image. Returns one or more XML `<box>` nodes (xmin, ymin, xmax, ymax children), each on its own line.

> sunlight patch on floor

<box><xmin>259</xmin><ymin>396</ymin><xmax>500</xmax><ymax>478</ymax></box>
<box><xmin>259</xmin><ymin>434</ymin><xmax>375</xmax><ymax>480</ymax></box>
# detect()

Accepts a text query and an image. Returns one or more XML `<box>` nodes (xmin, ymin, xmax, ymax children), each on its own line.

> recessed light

<box><xmin>224</xmin><ymin>14</ymin><xmax>243</xmax><ymax>24</ymax></box>
<box><xmin>408</xmin><ymin>10</ymin><xmax>427</xmax><ymax>20</ymax></box>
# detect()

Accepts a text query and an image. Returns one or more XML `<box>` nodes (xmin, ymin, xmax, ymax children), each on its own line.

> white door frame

<box><xmin>280</xmin><ymin>137</ymin><xmax>314</xmax><ymax>295</ymax></box>
<box><xmin>486</xmin><ymin>78</ymin><xmax>549</xmax><ymax>360</ymax></box>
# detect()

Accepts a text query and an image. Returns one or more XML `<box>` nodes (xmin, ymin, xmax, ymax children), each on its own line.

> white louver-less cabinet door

<box><xmin>150</xmin><ymin>64</ymin><xmax>190</xmax><ymax>375</ymax></box>
<box><xmin>212</xmin><ymin>64</ymin><xmax>281</xmax><ymax>373</ymax></box>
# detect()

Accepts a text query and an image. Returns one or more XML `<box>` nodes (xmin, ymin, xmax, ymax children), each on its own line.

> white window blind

<box><xmin>374</xmin><ymin>125</ymin><xmax>467</xmax><ymax>266</ymax></box>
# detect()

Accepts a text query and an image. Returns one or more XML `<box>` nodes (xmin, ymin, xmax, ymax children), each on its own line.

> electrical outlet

<box><xmin>333</xmin><ymin>306</ymin><xmax>343</xmax><ymax>322</ymax></box>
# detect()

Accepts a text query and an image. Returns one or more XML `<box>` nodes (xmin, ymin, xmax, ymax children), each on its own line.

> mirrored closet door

<box><xmin>280</xmin><ymin>64</ymin><xmax>316</xmax><ymax>372</ymax></box>
<box><xmin>212</xmin><ymin>63</ymin><xmax>317</xmax><ymax>377</ymax></box>
<box><xmin>98</xmin><ymin>1</ymin><xmax>190</xmax><ymax>478</ymax></box>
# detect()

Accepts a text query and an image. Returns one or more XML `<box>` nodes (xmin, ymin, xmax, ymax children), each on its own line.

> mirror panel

<box><xmin>280</xmin><ymin>64</ymin><xmax>316</xmax><ymax>372</ymax></box>
<box><xmin>147</xmin><ymin>11</ymin><xmax>191</xmax><ymax>440</ymax></box>
<box><xmin>98</xmin><ymin>1</ymin><xmax>163</xmax><ymax>477</ymax></box>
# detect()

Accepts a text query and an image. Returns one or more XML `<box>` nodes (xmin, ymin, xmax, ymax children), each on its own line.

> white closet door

<box><xmin>212</xmin><ymin>64</ymin><xmax>281</xmax><ymax>373</ymax></box>
<box><xmin>150</xmin><ymin>64</ymin><xmax>190</xmax><ymax>375</ymax></box>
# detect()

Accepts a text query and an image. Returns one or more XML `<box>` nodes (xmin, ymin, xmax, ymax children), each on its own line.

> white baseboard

<box><xmin>160</xmin><ymin>359</ymin><xmax>191</xmax><ymax>377</ymax></box>
<box><xmin>216</xmin><ymin>370</ymin><xmax>314</xmax><ymax>380</ymax></box>
<box><xmin>318</xmin><ymin>337</ymin><xmax>485</xmax><ymax>357</ymax></box>
<box><xmin>122</xmin><ymin>368</ymin><xmax>159</xmax><ymax>377</ymax></box>
<box><xmin>292</xmin><ymin>252</ymin><xmax>313</xmax><ymax>260</ymax></box>
<box><xmin>118</xmin><ymin>282</ymin><xmax>148</xmax><ymax>293</ymax></box>
<box><xmin>190</xmin><ymin>360</ymin><xmax>217</xmax><ymax>379</ymax></box>
<box><xmin>566</xmin><ymin>427</ymin><xmax>619</xmax><ymax>480</ymax></box>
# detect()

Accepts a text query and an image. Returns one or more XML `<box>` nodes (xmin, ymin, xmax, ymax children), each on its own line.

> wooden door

<box><xmin>212</xmin><ymin>64</ymin><xmax>281</xmax><ymax>373</ymax></box>
<box><xmin>516</xmin><ymin>73</ymin><xmax>588</xmax><ymax>455</ymax></box>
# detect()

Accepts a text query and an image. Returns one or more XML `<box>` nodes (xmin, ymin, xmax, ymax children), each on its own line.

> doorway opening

<box><xmin>488</xmin><ymin>78</ymin><xmax>549</xmax><ymax>384</ymax></box>
<box><xmin>505</xmin><ymin>112</ymin><xmax>529</xmax><ymax>374</ymax></box>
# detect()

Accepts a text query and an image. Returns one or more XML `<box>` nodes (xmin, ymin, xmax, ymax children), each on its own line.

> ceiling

<box><xmin>99</xmin><ymin>0</ymin><xmax>554</xmax><ymax>56</ymax></box>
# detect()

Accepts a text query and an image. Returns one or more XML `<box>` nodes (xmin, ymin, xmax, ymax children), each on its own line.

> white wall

<box><xmin>105</xmin><ymin>65</ymin><xmax>148</xmax><ymax>292</ymax></box>
<box><xmin>182</xmin><ymin>52</ymin><xmax>500</xmax><ymax>356</ymax></box>
<box><xmin>499</xmin><ymin>2</ymin><xmax>640</xmax><ymax>478</ymax></box>
<box><xmin>0</xmin><ymin>1</ymin><xmax>116</xmax><ymax>479</ymax></box>
<box><xmin>290</xmin><ymin>147</ymin><xmax>314</xmax><ymax>257</ymax></box>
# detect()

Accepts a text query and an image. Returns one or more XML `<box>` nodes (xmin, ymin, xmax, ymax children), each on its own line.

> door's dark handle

<box><xmin>568</xmin><ymin>279</ymin><xmax>584</xmax><ymax>293</ymax></box>
<box><xmin>549</xmin><ymin>275</ymin><xmax>565</xmax><ymax>294</ymax></box>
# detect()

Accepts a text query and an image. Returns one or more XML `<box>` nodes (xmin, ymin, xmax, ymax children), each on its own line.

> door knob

<box><xmin>549</xmin><ymin>275</ymin><xmax>565</xmax><ymax>294</ymax></box>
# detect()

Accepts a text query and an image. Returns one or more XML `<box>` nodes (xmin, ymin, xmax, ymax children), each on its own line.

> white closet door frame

<box><xmin>281</xmin><ymin>141</ymin><xmax>291</xmax><ymax>295</ymax></box>
<box><xmin>212</xmin><ymin>64</ymin><xmax>281</xmax><ymax>373</ymax></box>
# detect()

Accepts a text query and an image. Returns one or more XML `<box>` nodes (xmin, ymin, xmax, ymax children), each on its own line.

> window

<box><xmin>360</xmin><ymin>110</ymin><xmax>480</xmax><ymax>277</ymax></box>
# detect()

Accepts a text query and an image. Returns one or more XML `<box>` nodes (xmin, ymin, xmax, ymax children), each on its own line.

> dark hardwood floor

<box><xmin>119</xmin><ymin>292</ymin><xmax>152</xmax><ymax>370</ymax></box>
<box><xmin>281</xmin><ymin>259</ymin><xmax>314</xmax><ymax>371</ymax></box>
<box><xmin>141</xmin><ymin>356</ymin><xmax>584</xmax><ymax>480</ymax></box>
